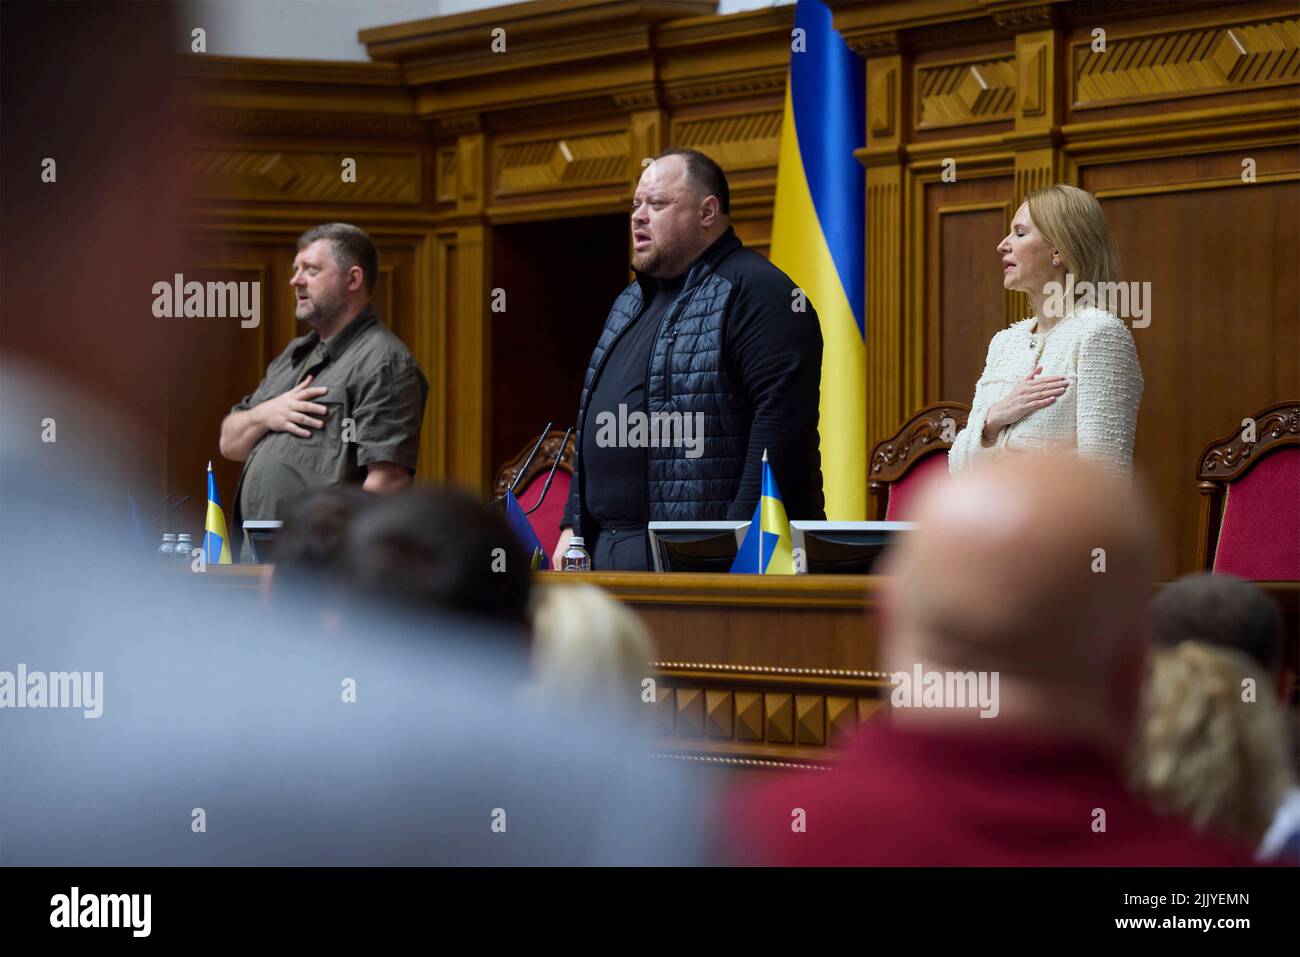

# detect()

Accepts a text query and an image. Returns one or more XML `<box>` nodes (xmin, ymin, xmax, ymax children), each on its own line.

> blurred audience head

<box><xmin>529</xmin><ymin>584</ymin><xmax>656</xmax><ymax>728</ymax></box>
<box><xmin>272</xmin><ymin>486</ymin><xmax>373</xmax><ymax>617</ymax></box>
<box><xmin>1151</xmin><ymin>572</ymin><xmax>1291</xmax><ymax>701</ymax></box>
<box><xmin>882</xmin><ymin>453</ymin><xmax>1157</xmax><ymax>753</ymax></box>
<box><xmin>340</xmin><ymin>486</ymin><xmax>532</xmax><ymax>632</ymax></box>
<box><xmin>1130</xmin><ymin>641</ymin><xmax>1292</xmax><ymax>851</ymax></box>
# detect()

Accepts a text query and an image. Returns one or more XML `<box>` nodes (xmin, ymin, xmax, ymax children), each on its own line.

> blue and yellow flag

<box><xmin>203</xmin><ymin>461</ymin><xmax>233</xmax><ymax>565</ymax></box>
<box><xmin>504</xmin><ymin>490</ymin><xmax>549</xmax><ymax>571</ymax></box>
<box><xmin>730</xmin><ymin>451</ymin><xmax>795</xmax><ymax>575</ymax></box>
<box><xmin>770</xmin><ymin>0</ymin><xmax>866</xmax><ymax>519</ymax></box>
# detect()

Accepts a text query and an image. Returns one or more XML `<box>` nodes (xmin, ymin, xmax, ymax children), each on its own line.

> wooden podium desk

<box><xmin>202</xmin><ymin>567</ymin><xmax>1299</xmax><ymax>771</ymax></box>
<box><xmin>541</xmin><ymin>572</ymin><xmax>892</xmax><ymax>771</ymax></box>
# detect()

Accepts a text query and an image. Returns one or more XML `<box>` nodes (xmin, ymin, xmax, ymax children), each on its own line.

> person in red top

<box><xmin>725</xmin><ymin>454</ymin><xmax>1255</xmax><ymax>866</ymax></box>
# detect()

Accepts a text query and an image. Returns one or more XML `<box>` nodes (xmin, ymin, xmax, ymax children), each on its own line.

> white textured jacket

<box><xmin>948</xmin><ymin>306</ymin><xmax>1143</xmax><ymax>476</ymax></box>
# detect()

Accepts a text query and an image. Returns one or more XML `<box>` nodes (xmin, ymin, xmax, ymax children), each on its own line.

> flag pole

<box><xmin>759</xmin><ymin>448</ymin><xmax>768</xmax><ymax>574</ymax></box>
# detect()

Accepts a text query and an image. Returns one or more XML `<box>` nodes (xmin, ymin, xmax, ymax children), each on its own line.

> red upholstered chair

<box><xmin>868</xmin><ymin>402</ymin><xmax>969</xmax><ymax>521</ymax></box>
<box><xmin>493</xmin><ymin>430</ymin><xmax>575</xmax><ymax>561</ymax></box>
<box><xmin>1196</xmin><ymin>401</ymin><xmax>1300</xmax><ymax>580</ymax></box>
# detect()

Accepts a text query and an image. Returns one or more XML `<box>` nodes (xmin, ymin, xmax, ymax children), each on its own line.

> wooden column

<box><xmin>1007</xmin><ymin>26</ymin><xmax>1063</xmax><ymax>326</ymax></box>
<box><xmin>860</xmin><ymin>50</ymin><xmax>909</xmax><ymax>454</ymax></box>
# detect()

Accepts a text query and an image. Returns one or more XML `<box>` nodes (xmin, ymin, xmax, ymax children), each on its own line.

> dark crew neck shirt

<box><xmin>580</xmin><ymin>273</ymin><xmax>686</xmax><ymax>526</ymax></box>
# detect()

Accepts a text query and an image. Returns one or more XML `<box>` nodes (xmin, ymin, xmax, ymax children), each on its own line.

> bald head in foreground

<box><xmin>725</xmin><ymin>454</ymin><xmax>1255</xmax><ymax>866</ymax></box>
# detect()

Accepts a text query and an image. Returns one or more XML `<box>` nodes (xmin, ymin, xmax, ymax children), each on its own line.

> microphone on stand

<box><xmin>492</xmin><ymin>421</ymin><xmax>552</xmax><ymax>506</ymax></box>
<box><xmin>146</xmin><ymin>495</ymin><xmax>192</xmax><ymax>528</ymax></box>
<box><xmin>523</xmin><ymin>426</ymin><xmax>573</xmax><ymax>516</ymax></box>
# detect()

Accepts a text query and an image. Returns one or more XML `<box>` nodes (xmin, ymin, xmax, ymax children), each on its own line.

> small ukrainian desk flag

<box><xmin>503</xmin><ymin>490</ymin><xmax>549</xmax><ymax>571</ymax></box>
<box><xmin>730</xmin><ymin>450</ymin><xmax>794</xmax><ymax>575</ymax></box>
<box><xmin>203</xmin><ymin>461</ymin><xmax>233</xmax><ymax>565</ymax></box>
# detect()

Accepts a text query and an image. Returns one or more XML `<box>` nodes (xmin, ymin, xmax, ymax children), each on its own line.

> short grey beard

<box><xmin>298</xmin><ymin>292</ymin><xmax>346</xmax><ymax>331</ymax></box>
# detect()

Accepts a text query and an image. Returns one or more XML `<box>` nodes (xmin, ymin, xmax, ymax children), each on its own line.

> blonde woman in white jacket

<box><xmin>949</xmin><ymin>184</ymin><xmax>1143</xmax><ymax>477</ymax></box>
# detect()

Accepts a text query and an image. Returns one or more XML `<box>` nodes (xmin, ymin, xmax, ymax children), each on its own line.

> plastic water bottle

<box><xmin>158</xmin><ymin>533</ymin><xmax>177</xmax><ymax>564</ymax></box>
<box><xmin>561</xmin><ymin>536</ymin><xmax>592</xmax><ymax>572</ymax></box>
<box><xmin>174</xmin><ymin>533</ymin><xmax>194</xmax><ymax>566</ymax></box>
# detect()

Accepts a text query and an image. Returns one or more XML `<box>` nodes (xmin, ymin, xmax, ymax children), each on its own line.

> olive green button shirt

<box><xmin>231</xmin><ymin>307</ymin><xmax>428</xmax><ymax>542</ymax></box>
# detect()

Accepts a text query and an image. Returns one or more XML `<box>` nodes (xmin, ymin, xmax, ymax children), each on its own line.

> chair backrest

<box><xmin>1196</xmin><ymin>401</ymin><xmax>1300</xmax><ymax>580</ymax></box>
<box><xmin>515</xmin><ymin>469</ymin><xmax>572</xmax><ymax>562</ymax></box>
<box><xmin>884</xmin><ymin>449</ymin><xmax>951</xmax><ymax>521</ymax></box>
<box><xmin>869</xmin><ymin>401</ymin><xmax>969</xmax><ymax>521</ymax></box>
<box><xmin>493</xmin><ymin>430</ymin><xmax>575</xmax><ymax>562</ymax></box>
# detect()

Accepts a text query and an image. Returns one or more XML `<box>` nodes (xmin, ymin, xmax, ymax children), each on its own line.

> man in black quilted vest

<box><xmin>556</xmin><ymin>148</ymin><xmax>825</xmax><ymax>571</ymax></box>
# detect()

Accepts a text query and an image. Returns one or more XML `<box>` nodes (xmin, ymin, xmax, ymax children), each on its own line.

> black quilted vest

<box><xmin>568</xmin><ymin>230</ymin><xmax>749</xmax><ymax>537</ymax></box>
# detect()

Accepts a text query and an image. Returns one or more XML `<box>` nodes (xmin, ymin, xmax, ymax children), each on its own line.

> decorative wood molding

<box><xmin>653</xmin><ymin>752</ymin><xmax>835</xmax><ymax>771</ymax></box>
<box><xmin>869</xmin><ymin>401</ymin><xmax>970</xmax><ymax>485</ymax></box>
<box><xmin>493</xmin><ymin>130</ymin><xmax>630</xmax><ymax>197</ymax></box>
<box><xmin>545</xmin><ymin>570</ymin><xmax>882</xmax><ymax>607</ymax></box>
<box><xmin>1072</xmin><ymin>14</ymin><xmax>1300</xmax><ymax>110</ymax></box>
<box><xmin>190</xmin><ymin>147</ymin><xmax>422</xmax><ymax>204</ymax></box>
<box><xmin>360</xmin><ymin>1</ymin><xmax>715</xmax><ymax>63</ymax></box>
<box><xmin>653</xmin><ymin>678</ymin><xmax>888</xmax><ymax>758</ymax></box>
<box><xmin>916</xmin><ymin>56</ymin><xmax>1017</xmax><ymax>130</ymax></box>
<box><xmin>186</xmin><ymin>107</ymin><xmax>428</xmax><ymax>140</ymax></box>
<box><xmin>661</xmin><ymin>69</ymin><xmax>786</xmax><ymax>105</ymax></box>
<box><xmin>992</xmin><ymin>3</ymin><xmax>1056</xmax><ymax>28</ymax></box>
<box><xmin>1197</xmin><ymin>401</ymin><xmax>1300</xmax><ymax>481</ymax></box>
<box><xmin>482</xmin><ymin>91</ymin><xmax>655</xmax><ymax>134</ymax></box>
<box><xmin>670</xmin><ymin>110</ymin><xmax>782</xmax><ymax>172</ymax></box>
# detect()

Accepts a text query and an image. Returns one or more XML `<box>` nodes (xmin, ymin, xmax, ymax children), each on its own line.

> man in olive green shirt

<box><xmin>219</xmin><ymin>224</ymin><xmax>427</xmax><ymax>558</ymax></box>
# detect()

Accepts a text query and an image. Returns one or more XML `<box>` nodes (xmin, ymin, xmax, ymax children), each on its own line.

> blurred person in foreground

<box><xmin>270</xmin><ymin>483</ymin><xmax>537</xmax><ymax>632</ymax></box>
<box><xmin>338</xmin><ymin>486</ymin><xmax>534</xmax><ymax>635</ymax></box>
<box><xmin>724</xmin><ymin>454</ymin><xmax>1254</xmax><ymax>865</ymax></box>
<box><xmin>1149</xmin><ymin>573</ymin><xmax>1299</xmax><ymax>861</ymax></box>
<box><xmin>1130</xmin><ymin>642</ymin><xmax>1294</xmax><ymax>863</ymax></box>
<box><xmin>2</xmin><ymin>366</ymin><xmax>707</xmax><ymax>866</ymax></box>
<box><xmin>269</xmin><ymin>486</ymin><xmax>373</xmax><ymax>624</ymax></box>
<box><xmin>529</xmin><ymin>583</ymin><xmax>658</xmax><ymax>731</ymax></box>
<box><xmin>2</xmin><ymin>0</ymin><xmax>705</xmax><ymax>867</ymax></box>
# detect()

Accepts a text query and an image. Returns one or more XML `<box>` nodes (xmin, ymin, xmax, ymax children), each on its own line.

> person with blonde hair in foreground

<box><xmin>949</xmin><ymin>184</ymin><xmax>1143</xmax><ymax>477</ymax></box>
<box><xmin>725</xmin><ymin>454</ymin><xmax>1253</xmax><ymax>866</ymax></box>
<box><xmin>530</xmin><ymin>584</ymin><xmax>658</xmax><ymax>730</ymax></box>
<box><xmin>1131</xmin><ymin>642</ymin><xmax>1294</xmax><ymax>860</ymax></box>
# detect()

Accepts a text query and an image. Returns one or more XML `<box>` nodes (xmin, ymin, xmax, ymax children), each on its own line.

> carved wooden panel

<box><xmin>869</xmin><ymin>401</ymin><xmax>970</xmax><ymax>485</ymax></box>
<box><xmin>670</xmin><ymin>110</ymin><xmax>782</xmax><ymax>173</ymax></box>
<box><xmin>916</xmin><ymin>56</ymin><xmax>1017</xmax><ymax>130</ymax></box>
<box><xmin>651</xmin><ymin>664</ymin><xmax>892</xmax><ymax>768</ymax></box>
<box><xmin>1073</xmin><ymin>15</ymin><xmax>1300</xmax><ymax>109</ymax></box>
<box><xmin>1198</xmin><ymin>402</ymin><xmax>1300</xmax><ymax>482</ymax></box>
<box><xmin>190</xmin><ymin>147</ymin><xmax>422</xmax><ymax>204</ymax></box>
<box><xmin>493</xmin><ymin>130</ymin><xmax>630</xmax><ymax>197</ymax></box>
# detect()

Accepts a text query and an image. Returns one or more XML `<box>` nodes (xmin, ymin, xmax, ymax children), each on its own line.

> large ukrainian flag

<box><xmin>770</xmin><ymin>0</ymin><xmax>866</xmax><ymax>519</ymax></box>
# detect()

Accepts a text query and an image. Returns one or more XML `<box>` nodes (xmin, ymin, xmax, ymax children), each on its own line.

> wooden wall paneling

<box><xmin>861</xmin><ymin>53</ymin><xmax>907</xmax><ymax>457</ymax></box>
<box><xmin>668</xmin><ymin>97</ymin><xmax>783</xmax><ymax>255</ymax></box>
<box><xmin>1082</xmin><ymin>178</ymin><xmax>1300</xmax><ymax>577</ymax></box>
<box><xmin>931</xmin><ymin>197</ymin><xmax>1015</xmax><ymax>404</ymax></box>
<box><xmin>915</xmin><ymin>52</ymin><xmax>1017</xmax><ymax>131</ymax></box>
<box><xmin>190</xmin><ymin>145</ymin><xmax>424</xmax><ymax>205</ymax></box>
<box><xmin>434</xmin><ymin>225</ymin><xmax>492</xmax><ymax>491</ymax></box>
<box><xmin>1069</xmin><ymin>7</ymin><xmax>1300</xmax><ymax>114</ymax></box>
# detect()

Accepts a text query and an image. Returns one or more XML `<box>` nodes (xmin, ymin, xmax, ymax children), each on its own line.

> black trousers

<box><xmin>589</xmin><ymin>522</ymin><xmax>650</xmax><ymax>571</ymax></box>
